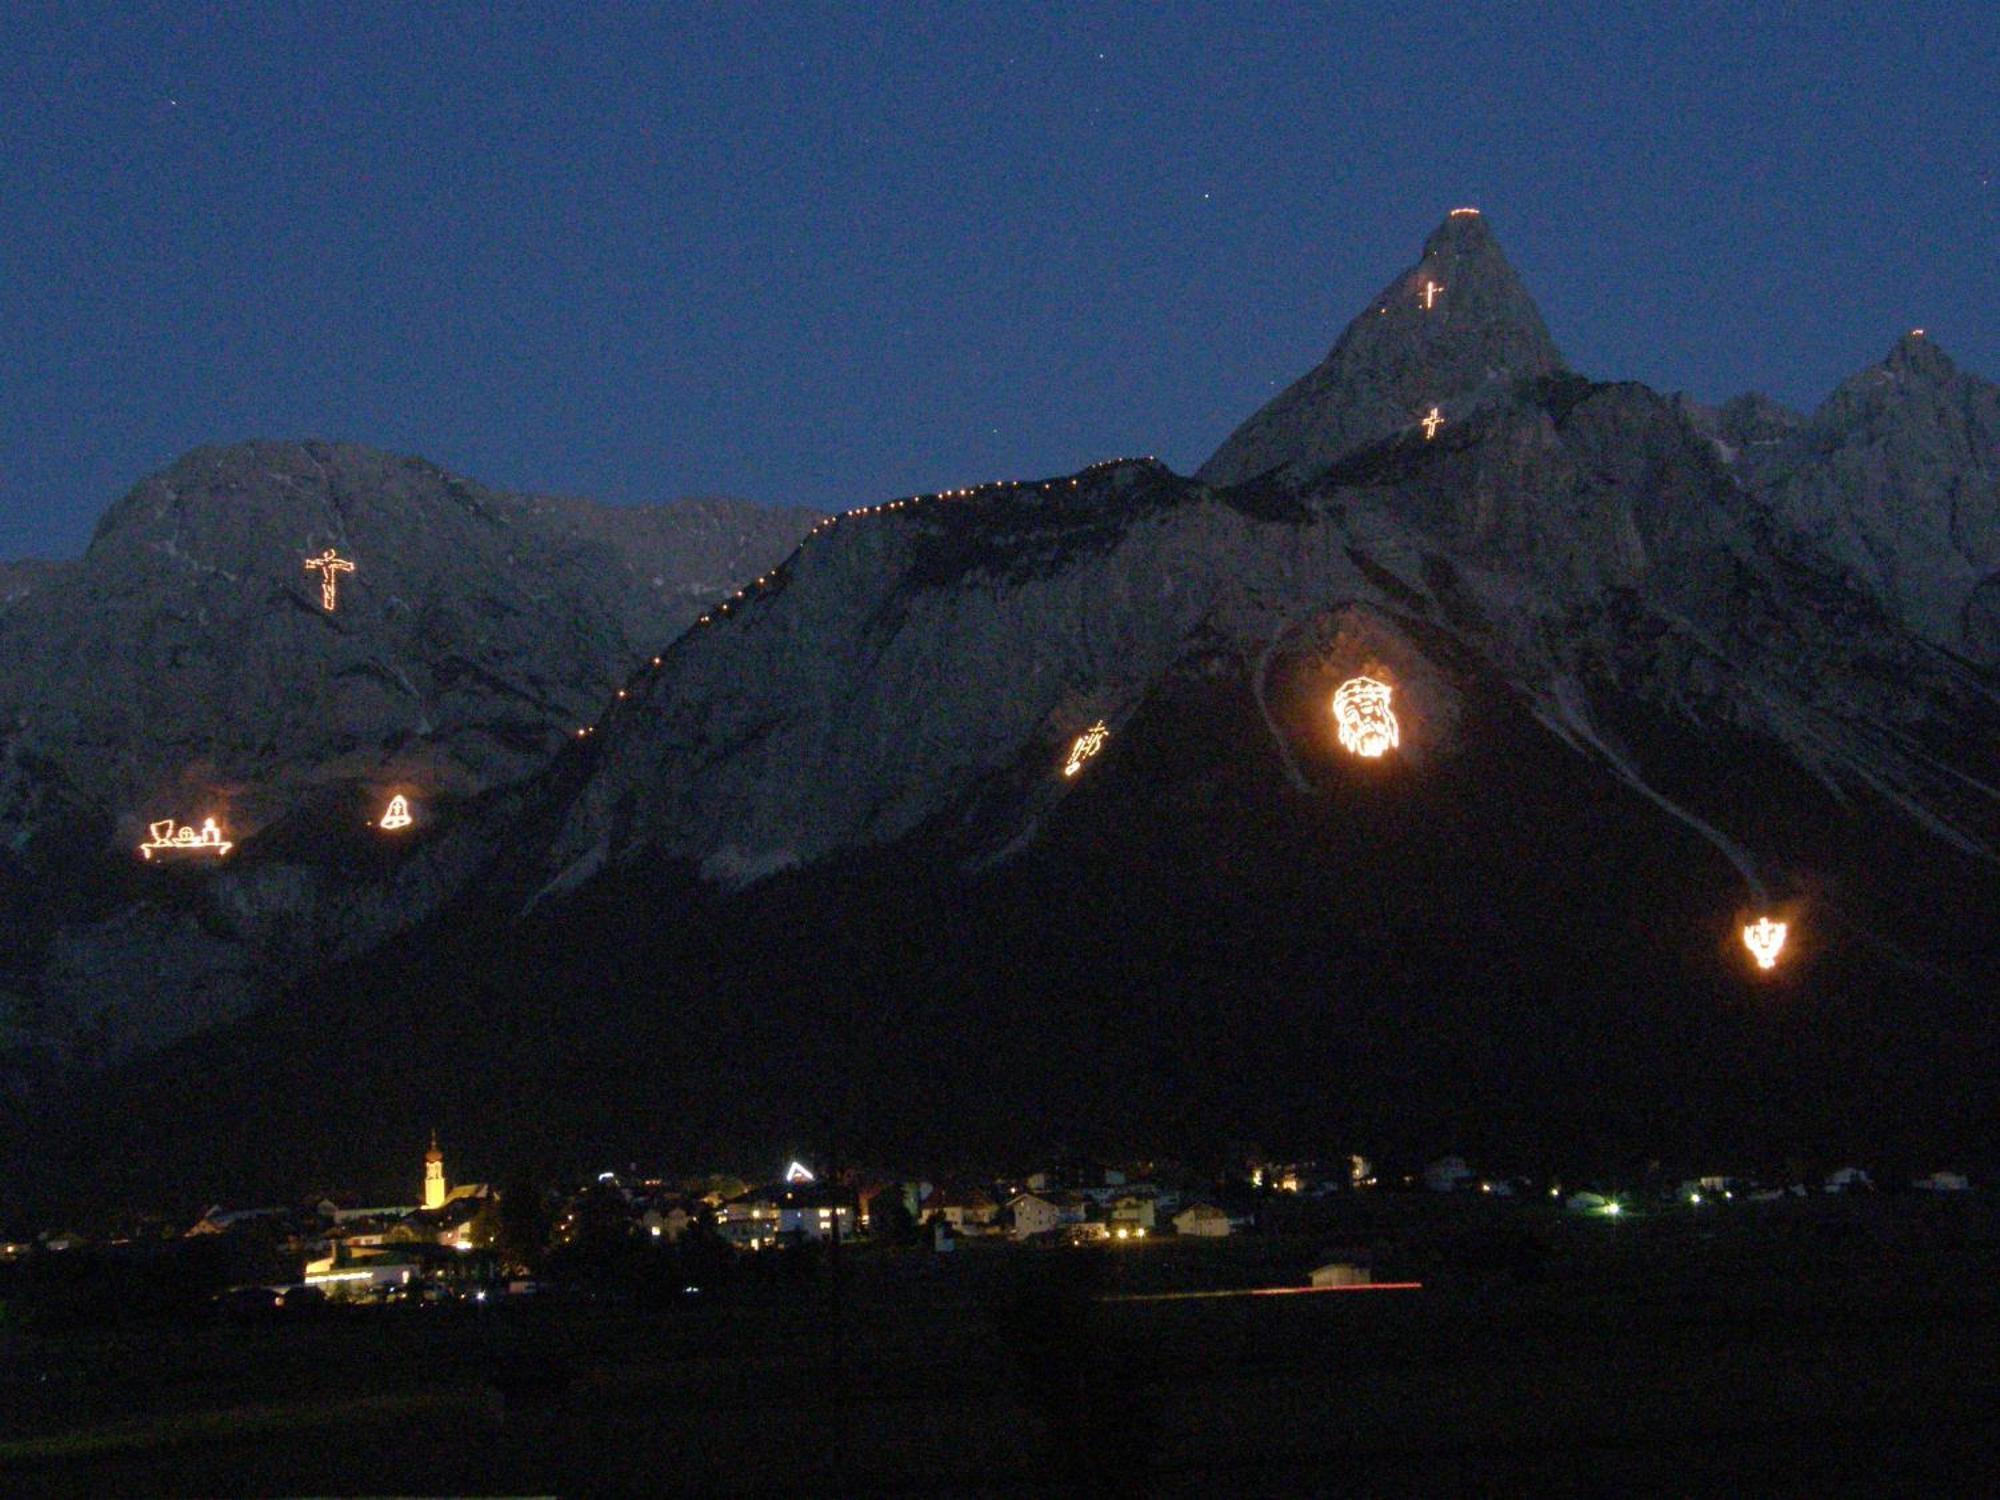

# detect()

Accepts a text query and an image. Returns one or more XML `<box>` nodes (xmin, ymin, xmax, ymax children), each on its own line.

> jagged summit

<box><xmin>1752</xmin><ymin>330</ymin><xmax>2000</xmax><ymax>661</ymax></box>
<box><xmin>1884</xmin><ymin>328</ymin><xmax>1950</xmax><ymax>373</ymax></box>
<box><xmin>1197</xmin><ymin>209</ymin><xmax>1564</xmax><ymax>487</ymax></box>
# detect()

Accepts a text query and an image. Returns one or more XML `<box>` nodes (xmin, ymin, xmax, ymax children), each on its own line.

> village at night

<box><xmin>3</xmin><ymin>7</ymin><xmax>1997</xmax><ymax>1495</ymax></box>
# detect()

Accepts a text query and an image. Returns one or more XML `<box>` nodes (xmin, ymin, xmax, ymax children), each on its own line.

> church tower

<box><xmin>424</xmin><ymin>1131</ymin><xmax>447</xmax><ymax>1211</ymax></box>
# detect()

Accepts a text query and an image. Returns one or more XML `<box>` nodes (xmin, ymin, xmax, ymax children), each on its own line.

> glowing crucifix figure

<box><xmin>1064</xmin><ymin>720</ymin><xmax>1109</xmax><ymax>777</ymax></box>
<box><xmin>303</xmin><ymin>549</ymin><xmax>355</xmax><ymax>611</ymax></box>
<box><xmin>378</xmin><ymin>794</ymin><xmax>413</xmax><ymax>831</ymax></box>
<box><xmin>1422</xmin><ymin>279</ymin><xmax>1443</xmax><ymax>310</ymax></box>
<box><xmin>139</xmin><ymin>817</ymin><xmax>233</xmax><ymax>860</ymax></box>
<box><xmin>1742</xmin><ymin>917</ymin><xmax>1788</xmax><ymax>970</ymax></box>
<box><xmin>1332</xmin><ymin>677</ymin><xmax>1400</xmax><ymax>758</ymax></box>
<box><xmin>1421</xmin><ymin>407</ymin><xmax>1445</xmax><ymax>440</ymax></box>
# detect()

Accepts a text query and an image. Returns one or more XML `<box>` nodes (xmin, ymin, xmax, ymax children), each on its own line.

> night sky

<box><xmin>4</xmin><ymin>3</ymin><xmax>1995</xmax><ymax>559</ymax></box>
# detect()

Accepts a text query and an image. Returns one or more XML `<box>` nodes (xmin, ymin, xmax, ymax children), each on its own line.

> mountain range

<box><xmin>4</xmin><ymin>210</ymin><xmax>1995</xmax><ymax>1220</ymax></box>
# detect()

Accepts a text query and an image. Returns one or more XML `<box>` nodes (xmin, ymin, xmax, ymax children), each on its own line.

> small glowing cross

<box><xmin>303</xmin><ymin>549</ymin><xmax>356</xmax><ymax>611</ymax></box>
<box><xmin>1742</xmin><ymin>917</ymin><xmax>1788</xmax><ymax>970</ymax></box>
<box><xmin>1421</xmin><ymin>407</ymin><xmax>1444</xmax><ymax>440</ymax></box>
<box><xmin>1422</xmin><ymin>279</ymin><xmax>1443</xmax><ymax>310</ymax></box>
<box><xmin>1064</xmin><ymin>720</ymin><xmax>1109</xmax><ymax>777</ymax></box>
<box><xmin>378</xmin><ymin>795</ymin><xmax>413</xmax><ymax>831</ymax></box>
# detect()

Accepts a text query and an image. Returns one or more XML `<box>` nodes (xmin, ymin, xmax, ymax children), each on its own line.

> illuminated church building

<box><xmin>425</xmin><ymin>1130</ymin><xmax>494</xmax><ymax>1214</ymax></box>
<box><xmin>424</xmin><ymin>1132</ymin><xmax>447</xmax><ymax>1210</ymax></box>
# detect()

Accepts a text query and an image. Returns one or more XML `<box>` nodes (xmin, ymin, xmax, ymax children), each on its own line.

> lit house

<box><xmin>1172</xmin><ymin>1203</ymin><xmax>1233</xmax><ymax>1239</ymax></box>
<box><xmin>302</xmin><ymin>1243</ymin><xmax>423</xmax><ymax>1299</ymax></box>
<box><xmin>919</xmin><ymin>1185</ymin><xmax>1001</xmax><ymax>1235</ymax></box>
<box><xmin>1913</xmin><ymin>1171</ymin><xmax>1970</xmax><ymax>1192</ymax></box>
<box><xmin>720</xmin><ymin>1181</ymin><xmax>856</xmax><ymax>1246</ymax></box>
<box><xmin>715</xmin><ymin>1197</ymin><xmax>781</xmax><ymax>1249</ymax></box>
<box><xmin>1309</xmin><ymin>1261</ymin><xmax>1372</xmax><ymax>1289</ymax></box>
<box><xmin>774</xmin><ymin>1183</ymin><xmax>855</xmax><ymax>1242</ymax></box>
<box><xmin>1107</xmin><ymin>1195</ymin><xmax>1157</xmax><ymax>1232</ymax></box>
<box><xmin>185</xmin><ymin>1205</ymin><xmax>293</xmax><ymax>1237</ymax></box>
<box><xmin>641</xmin><ymin>1205</ymin><xmax>695</xmax><ymax>1243</ymax></box>
<box><xmin>1007</xmin><ymin>1192</ymin><xmax>1064</xmax><ymax>1241</ymax></box>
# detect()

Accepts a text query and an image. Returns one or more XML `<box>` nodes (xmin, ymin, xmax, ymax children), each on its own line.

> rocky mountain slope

<box><xmin>0</xmin><ymin>559</ymin><xmax>67</xmax><ymax>611</ymax></box>
<box><xmin>1740</xmin><ymin>333</ymin><xmax>2000</xmax><ymax>663</ymax></box>
<box><xmin>6</xmin><ymin>212</ymin><xmax>1996</xmax><ymax>1217</ymax></box>
<box><xmin>1197</xmin><ymin>209</ymin><xmax>1565</xmax><ymax>487</ymax></box>
<box><xmin>0</xmin><ymin>442</ymin><xmax>812</xmax><ymax>1066</ymax></box>
<box><xmin>542</xmin><ymin>222</ymin><xmax>1994</xmax><ymax>901</ymax></box>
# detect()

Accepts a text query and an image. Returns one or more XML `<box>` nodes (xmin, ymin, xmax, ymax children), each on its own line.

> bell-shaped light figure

<box><xmin>378</xmin><ymin>794</ymin><xmax>413</xmax><ymax>831</ymax></box>
<box><xmin>1064</xmin><ymin>720</ymin><xmax>1109</xmax><ymax>777</ymax></box>
<box><xmin>1332</xmin><ymin>676</ymin><xmax>1400</xmax><ymax>758</ymax></box>
<box><xmin>1742</xmin><ymin>917</ymin><xmax>1788</xmax><ymax>970</ymax></box>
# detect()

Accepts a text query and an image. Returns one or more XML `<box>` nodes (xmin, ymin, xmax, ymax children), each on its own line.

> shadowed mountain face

<box><xmin>1197</xmin><ymin>209</ymin><xmax>1565</xmax><ymax>487</ymax></box>
<box><xmin>5</xmin><ymin>215</ymin><xmax>1997</xmax><ymax>1221</ymax></box>
<box><xmin>1743</xmin><ymin>334</ymin><xmax>2000</xmax><ymax>663</ymax></box>
<box><xmin>0</xmin><ymin>441</ymin><xmax>812</xmax><ymax>1066</ymax></box>
<box><xmin>27</xmin><ymin>624</ymin><xmax>1997</xmax><ymax>1217</ymax></box>
<box><xmin>0</xmin><ymin>559</ymin><xmax>67</xmax><ymax>611</ymax></box>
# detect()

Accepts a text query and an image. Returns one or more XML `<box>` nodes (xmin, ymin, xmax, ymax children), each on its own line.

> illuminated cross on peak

<box><xmin>1421</xmin><ymin>407</ymin><xmax>1445</xmax><ymax>440</ymax></box>
<box><xmin>1422</xmin><ymin>279</ymin><xmax>1443</xmax><ymax>310</ymax></box>
<box><xmin>303</xmin><ymin>549</ymin><xmax>355</xmax><ymax>611</ymax></box>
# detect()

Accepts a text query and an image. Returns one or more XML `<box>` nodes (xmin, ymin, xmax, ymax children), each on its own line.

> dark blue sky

<box><xmin>4</xmin><ymin>3</ymin><xmax>1995</xmax><ymax>559</ymax></box>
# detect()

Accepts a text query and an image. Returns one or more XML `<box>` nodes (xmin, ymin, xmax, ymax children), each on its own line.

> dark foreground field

<box><xmin>3</xmin><ymin>1196</ymin><xmax>1995</xmax><ymax>1497</ymax></box>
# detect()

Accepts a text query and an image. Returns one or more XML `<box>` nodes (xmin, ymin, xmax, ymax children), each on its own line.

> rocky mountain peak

<box><xmin>1884</xmin><ymin>328</ymin><xmax>1950</xmax><ymax>375</ymax></box>
<box><xmin>1197</xmin><ymin>209</ymin><xmax>1565</xmax><ymax>487</ymax></box>
<box><xmin>1750</xmin><ymin>331</ymin><xmax>2000</xmax><ymax>661</ymax></box>
<box><xmin>1821</xmin><ymin>331</ymin><xmax>1982</xmax><ymax>426</ymax></box>
<box><xmin>0</xmin><ymin>439</ymin><xmax>815</xmax><ymax>1066</ymax></box>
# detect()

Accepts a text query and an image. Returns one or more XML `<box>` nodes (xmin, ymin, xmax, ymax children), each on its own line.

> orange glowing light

<box><xmin>1742</xmin><ymin>917</ymin><xmax>1788</xmax><ymax>970</ymax></box>
<box><xmin>1332</xmin><ymin>677</ymin><xmax>1400</xmax><ymax>758</ymax></box>
<box><xmin>1422</xmin><ymin>279</ymin><xmax>1443</xmax><ymax>310</ymax></box>
<box><xmin>1063</xmin><ymin>720</ymin><xmax>1109</xmax><ymax>778</ymax></box>
<box><xmin>1420</xmin><ymin>406</ymin><xmax>1444</xmax><ymax>440</ymax></box>
<box><xmin>139</xmin><ymin>817</ymin><xmax>232</xmax><ymax>860</ymax></box>
<box><xmin>378</xmin><ymin>795</ymin><xmax>413</xmax><ymax>831</ymax></box>
<box><xmin>303</xmin><ymin>549</ymin><xmax>355</xmax><ymax>611</ymax></box>
<box><xmin>1449</xmin><ymin>206</ymin><xmax>1481</xmax><ymax>217</ymax></box>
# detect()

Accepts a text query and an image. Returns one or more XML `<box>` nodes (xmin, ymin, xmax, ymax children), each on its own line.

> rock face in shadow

<box><xmin>0</xmin><ymin>441</ymin><xmax>812</xmax><ymax>1064</ymax></box>
<box><xmin>1740</xmin><ymin>333</ymin><xmax>2000</xmax><ymax>663</ymax></box>
<box><xmin>545</xmin><ymin>352</ymin><xmax>1992</xmax><ymax>908</ymax></box>
<box><xmin>1197</xmin><ymin>210</ymin><xmax>1565</xmax><ymax>487</ymax></box>
<box><xmin>6</xmin><ymin>214</ymin><xmax>1999</xmax><ymax>1216</ymax></box>
<box><xmin>0</xmin><ymin>559</ymin><xmax>67</xmax><ymax>611</ymax></box>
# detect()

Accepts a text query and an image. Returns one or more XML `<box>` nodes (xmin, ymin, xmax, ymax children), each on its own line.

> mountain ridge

<box><xmin>4</xmin><ymin>211</ymin><xmax>1996</xmax><ymax>1219</ymax></box>
<box><xmin>0</xmin><ymin>439</ymin><xmax>815</xmax><ymax>1068</ymax></box>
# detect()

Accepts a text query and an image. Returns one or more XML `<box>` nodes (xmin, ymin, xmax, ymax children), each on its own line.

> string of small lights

<box><xmin>127</xmin><ymin>283</ymin><xmax>1795</xmax><ymax>977</ymax></box>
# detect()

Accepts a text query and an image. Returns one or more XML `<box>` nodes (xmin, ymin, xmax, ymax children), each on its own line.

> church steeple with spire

<box><xmin>424</xmin><ymin>1131</ymin><xmax>447</xmax><ymax>1211</ymax></box>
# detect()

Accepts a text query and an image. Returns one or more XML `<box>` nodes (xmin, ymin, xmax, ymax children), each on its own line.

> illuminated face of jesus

<box><xmin>1332</xmin><ymin>676</ymin><xmax>1399</xmax><ymax>758</ymax></box>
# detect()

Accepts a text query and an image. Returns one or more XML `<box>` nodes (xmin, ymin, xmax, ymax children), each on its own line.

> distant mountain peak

<box><xmin>1877</xmin><ymin>327</ymin><xmax>1956</xmax><ymax>381</ymax></box>
<box><xmin>1198</xmin><ymin>210</ymin><xmax>1564</xmax><ymax>487</ymax></box>
<box><xmin>1752</xmin><ymin>329</ymin><xmax>2000</xmax><ymax>661</ymax></box>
